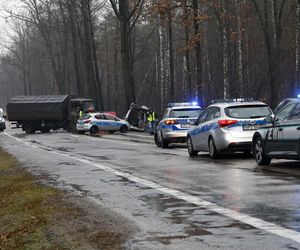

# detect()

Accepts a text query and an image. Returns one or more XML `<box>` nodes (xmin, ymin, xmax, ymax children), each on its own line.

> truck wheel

<box><xmin>23</xmin><ymin>123</ymin><xmax>35</xmax><ymax>134</ymax></box>
<box><xmin>41</xmin><ymin>128</ymin><xmax>50</xmax><ymax>133</ymax></box>
<box><xmin>90</xmin><ymin>126</ymin><xmax>98</xmax><ymax>135</ymax></box>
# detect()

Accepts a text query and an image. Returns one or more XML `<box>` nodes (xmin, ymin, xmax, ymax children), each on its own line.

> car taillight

<box><xmin>165</xmin><ymin>120</ymin><xmax>177</xmax><ymax>125</ymax></box>
<box><xmin>84</xmin><ymin>120</ymin><xmax>91</xmax><ymax>124</ymax></box>
<box><xmin>218</xmin><ymin>119</ymin><xmax>238</xmax><ymax>128</ymax></box>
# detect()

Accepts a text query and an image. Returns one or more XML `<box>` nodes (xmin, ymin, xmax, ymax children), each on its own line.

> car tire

<box><xmin>161</xmin><ymin>132</ymin><xmax>169</xmax><ymax>148</ymax></box>
<box><xmin>208</xmin><ymin>137</ymin><xmax>218</xmax><ymax>159</ymax></box>
<box><xmin>90</xmin><ymin>126</ymin><xmax>99</xmax><ymax>135</ymax></box>
<box><xmin>187</xmin><ymin>136</ymin><xmax>198</xmax><ymax>156</ymax></box>
<box><xmin>254</xmin><ymin>137</ymin><xmax>271</xmax><ymax>166</ymax></box>
<box><xmin>120</xmin><ymin>125</ymin><xmax>128</xmax><ymax>133</ymax></box>
<box><xmin>154</xmin><ymin>133</ymin><xmax>161</xmax><ymax>147</ymax></box>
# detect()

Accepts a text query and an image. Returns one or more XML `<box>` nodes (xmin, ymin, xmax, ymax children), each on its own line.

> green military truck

<box><xmin>7</xmin><ymin>95</ymin><xmax>95</xmax><ymax>134</ymax></box>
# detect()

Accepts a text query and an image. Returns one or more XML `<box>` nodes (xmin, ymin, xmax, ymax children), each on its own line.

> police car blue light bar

<box><xmin>167</xmin><ymin>102</ymin><xmax>200</xmax><ymax>108</ymax></box>
<box><xmin>211</xmin><ymin>98</ymin><xmax>254</xmax><ymax>104</ymax></box>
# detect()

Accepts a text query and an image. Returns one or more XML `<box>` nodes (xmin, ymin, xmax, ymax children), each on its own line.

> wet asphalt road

<box><xmin>1</xmin><ymin>127</ymin><xmax>300</xmax><ymax>249</ymax></box>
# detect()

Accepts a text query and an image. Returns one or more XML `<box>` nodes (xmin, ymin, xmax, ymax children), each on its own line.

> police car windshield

<box><xmin>225</xmin><ymin>105</ymin><xmax>271</xmax><ymax>119</ymax></box>
<box><xmin>169</xmin><ymin>108</ymin><xmax>202</xmax><ymax>118</ymax></box>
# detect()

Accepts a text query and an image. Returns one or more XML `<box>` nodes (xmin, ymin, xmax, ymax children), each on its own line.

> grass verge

<box><xmin>0</xmin><ymin>149</ymin><xmax>127</xmax><ymax>249</ymax></box>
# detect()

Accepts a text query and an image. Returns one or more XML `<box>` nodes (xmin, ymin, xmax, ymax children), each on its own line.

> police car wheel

<box><xmin>161</xmin><ymin>132</ymin><xmax>169</xmax><ymax>148</ymax></box>
<box><xmin>208</xmin><ymin>137</ymin><xmax>218</xmax><ymax>159</ymax></box>
<box><xmin>254</xmin><ymin>137</ymin><xmax>271</xmax><ymax>166</ymax></box>
<box><xmin>154</xmin><ymin>133</ymin><xmax>161</xmax><ymax>147</ymax></box>
<box><xmin>90</xmin><ymin>126</ymin><xmax>99</xmax><ymax>135</ymax></box>
<box><xmin>120</xmin><ymin>125</ymin><xmax>128</xmax><ymax>133</ymax></box>
<box><xmin>187</xmin><ymin>136</ymin><xmax>198</xmax><ymax>156</ymax></box>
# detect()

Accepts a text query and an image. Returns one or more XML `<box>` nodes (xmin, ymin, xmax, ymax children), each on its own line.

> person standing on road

<box><xmin>70</xmin><ymin>107</ymin><xmax>80</xmax><ymax>133</ymax></box>
<box><xmin>147</xmin><ymin>109</ymin><xmax>156</xmax><ymax>135</ymax></box>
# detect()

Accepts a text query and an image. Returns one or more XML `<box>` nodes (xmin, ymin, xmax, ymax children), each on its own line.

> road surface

<box><xmin>1</xmin><ymin>127</ymin><xmax>300</xmax><ymax>249</ymax></box>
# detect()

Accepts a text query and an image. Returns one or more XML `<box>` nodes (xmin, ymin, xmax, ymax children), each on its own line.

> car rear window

<box><xmin>169</xmin><ymin>108</ymin><xmax>202</xmax><ymax>118</ymax></box>
<box><xmin>225</xmin><ymin>105</ymin><xmax>271</xmax><ymax>119</ymax></box>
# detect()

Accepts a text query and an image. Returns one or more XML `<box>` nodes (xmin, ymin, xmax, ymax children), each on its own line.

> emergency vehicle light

<box><xmin>297</xmin><ymin>94</ymin><xmax>300</xmax><ymax>98</ymax></box>
<box><xmin>167</xmin><ymin>102</ymin><xmax>200</xmax><ymax>108</ymax></box>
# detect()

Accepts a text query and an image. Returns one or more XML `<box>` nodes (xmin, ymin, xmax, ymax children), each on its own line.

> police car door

<box><xmin>266</xmin><ymin>103</ymin><xmax>296</xmax><ymax>155</ymax></box>
<box><xmin>195</xmin><ymin>108</ymin><xmax>215</xmax><ymax>150</ymax></box>
<box><xmin>278</xmin><ymin>102</ymin><xmax>300</xmax><ymax>157</ymax></box>
<box><xmin>192</xmin><ymin>109</ymin><xmax>209</xmax><ymax>149</ymax></box>
<box><xmin>104</xmin><ymin>114</ymin><xmax>118</xmax><ymax>131</ymax></box>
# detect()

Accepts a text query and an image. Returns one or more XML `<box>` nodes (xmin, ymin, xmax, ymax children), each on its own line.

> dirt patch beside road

<box><xmin>0</xmin><ymin>148</ymin><xmax>135</xmax><ymax>249</ymax></box>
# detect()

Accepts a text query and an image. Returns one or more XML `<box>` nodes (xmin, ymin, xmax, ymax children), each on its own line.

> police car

<box><xmin>155</xmin><ymin>102</ymin><xmax>202</xmax><ymax>148</ymax></box>
<box><xmin>76</xmin><ymin>112</ymin><xmax>129</xmax><ymax>134</ymax></box>
<box><xmin>253</xmin><ymin>98</ymin><xmax>300</xmax><ymax>166</ymax></box>
<box><xmin>187</xmin><ymin>99</ymin><xmax>273</xmax><ymax>158</ymax></box>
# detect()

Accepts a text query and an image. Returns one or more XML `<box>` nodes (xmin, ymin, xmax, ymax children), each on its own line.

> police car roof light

<box><xmin>211</xmin><ymin>98</ymin><xmax>254</xmax><ymax>104</ymax></box>
<box><xmin>167</xmin><ymin>102</ymin><xmax>200</xmax><ymax>108</ymax></box>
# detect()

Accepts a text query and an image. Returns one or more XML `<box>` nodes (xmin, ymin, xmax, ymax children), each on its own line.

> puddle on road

<box><xmin>141</xmin><ymin>193</ymin><xmax>212</xmax><ymax>240</ymax></box>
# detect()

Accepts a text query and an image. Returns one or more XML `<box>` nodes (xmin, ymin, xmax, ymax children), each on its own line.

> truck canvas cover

<box><xmin>7</xmin><ymin>95</ymin><xmax>70</xmax><ymax>121</ymax></box>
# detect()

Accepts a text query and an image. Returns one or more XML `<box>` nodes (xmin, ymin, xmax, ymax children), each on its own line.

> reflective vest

<box><xmin>147</xmin><ymin>112</ymin><xmax>156</xmax><ymax>122</ymax></box>
<box><xmin>79</xmin><ymin>110</ymin><xmax>83</xmax><ymax>118</ymax></box>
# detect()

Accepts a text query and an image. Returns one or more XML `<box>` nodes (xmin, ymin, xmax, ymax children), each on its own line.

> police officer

<box><xmin>70</xmin><ymin>107</ymin><xmax>80</xmax><ymax>133</ymax></box>
<box><xmin>147</xmin><ymin>109</ymin><xmax>156</xmax><ymax>135</ymax></box>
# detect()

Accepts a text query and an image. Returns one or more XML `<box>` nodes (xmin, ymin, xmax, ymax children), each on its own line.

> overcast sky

<box><xmin>0</xmin><ymin>0</ymin><xmax>22</xmax><ymax>53</ymax></box>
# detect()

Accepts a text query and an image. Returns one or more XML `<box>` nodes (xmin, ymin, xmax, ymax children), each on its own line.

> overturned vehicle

<box><xmin>125</xmin><ymin>103</ymin><xmax>150</xmax><ymax>131</ymax></box>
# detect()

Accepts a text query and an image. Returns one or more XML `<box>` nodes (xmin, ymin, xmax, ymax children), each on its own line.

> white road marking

<box><xmin>4</xmin><ymin>132</ymin><xmax>300</xmax><ymax>244</ymax></box>
<box><xmin>70</xmin><ymin>134</ymin><xmax>139</xmax><ymax>147</ymax></box>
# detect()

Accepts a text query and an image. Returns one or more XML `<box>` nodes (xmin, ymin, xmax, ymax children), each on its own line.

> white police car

<box><xmin>155</xmin><ymin>102</ymin><xmax>202</xmax><ymax>148</ymax></box>
<box><xmin>187</xmin><ymin>99</ymin><xmax>273</xmax><ymax>158</ymax></box>
<box><xmin>76</xmin><ymin>112</ymin><xmax>129</xmax><ymax>134</ymax></box>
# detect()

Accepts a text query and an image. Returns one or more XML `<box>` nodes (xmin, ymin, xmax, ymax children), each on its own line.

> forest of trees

<box><xmin>0</xmin><ymin>0</ymin><xmax>299</xmax><ymax>116</ymax></box>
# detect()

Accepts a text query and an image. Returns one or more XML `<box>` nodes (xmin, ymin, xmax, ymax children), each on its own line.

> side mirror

<box><xmin>190</xmin><ymin>120</ymin><xmax>197</xmax><ymax>126</ymax></box>
<box><xmin>265</xmin><ymin>115</ymin><xmax>274</xmax><ymax>124</ymax></box>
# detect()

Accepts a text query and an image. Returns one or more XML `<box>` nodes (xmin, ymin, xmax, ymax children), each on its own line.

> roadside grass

<box><xmin>0</xmin><ymin>149</ymin><xmax>125</xmax><ymax>249</ymax></box>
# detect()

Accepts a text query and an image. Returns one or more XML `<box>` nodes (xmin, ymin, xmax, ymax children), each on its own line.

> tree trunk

<box><xmin>221</xmin><ymin>0</ymin><xmax>229</xmax><ymax>98</ymax></box>
<box><xmin>119</xmin><ymin>0</ymin><xmax>136</xmax><ymax>108</ymax></box>
<box><xmin>168</xmin><ymin>11</ymin><xmax>175</xmax><ymax>102</ymax></box>
<box><xmin>236</xmin><ymin>0</ymin><xmax>244</xmax><ymax>96</ymax></box>
<box><xmin>192</xmin><ymin>0</ymin><xmax>202</xmax><ymax>102</ymax></box>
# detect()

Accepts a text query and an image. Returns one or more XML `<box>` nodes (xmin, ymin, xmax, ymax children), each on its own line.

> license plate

<box><xmin>181</xmin><ymin>124</ymin><xmax>191</xmax><ymax>128</ymax></box>
<box><xmin>243</xmin><ymin>124</ymin><xmax>260</xmax><ymax>131</ymax></box>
